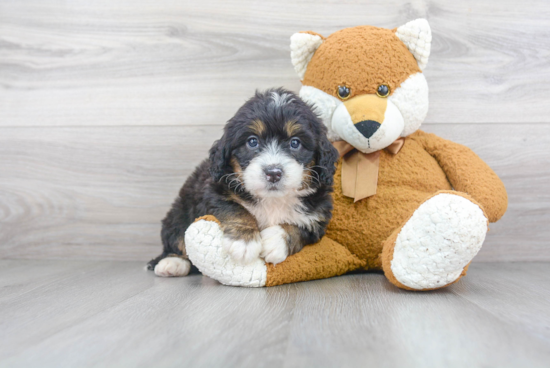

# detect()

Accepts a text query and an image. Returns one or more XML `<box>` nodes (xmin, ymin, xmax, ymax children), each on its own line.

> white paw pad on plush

<box><xmin>154</xmin><ymin>257</ymin><xmax>191</xmax><ymax>277</ymax></box>
<box><xmin>260</xmin><ymin>225</ymin><xmax>289</xmax><ymax>265</ymax></box>
<box><xmin>391</xmin><ymin>193</ymin><xmax>488</xmax><ymax>289</ymax></box>
<box><xmin>222</xmin><ymin>237</ymin><xmax>262</xmax><ymax>265</ymax></box>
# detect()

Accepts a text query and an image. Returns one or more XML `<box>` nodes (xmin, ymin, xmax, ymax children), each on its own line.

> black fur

<box><xmin>147</xmin><ymin>88</ymin><xmax>338</xmax><ymax>271</ymax></box>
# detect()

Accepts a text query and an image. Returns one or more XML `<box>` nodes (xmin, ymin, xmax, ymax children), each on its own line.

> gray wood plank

<box><xmin>0</xmin><ymin>260</ymin><xmax>156</xmax><ymax>361</ymax></box>
<box><xmin>1</xmin><ymin>0</ymin><xmax>550</xmax><ymax>127</ymax></box>
<box><xmin>451</xmin><ymin>262</ymin><xmax>550</xmax><ymax>342</ymax></box>
<box><xmin>0</xmin><ymin>259</ymin><xmax>104</xmax><ymax>302</ymax></box>
<box><xmin>1</xmin><ymin>261</ymin><xmax>549</xmax><ymax>368</ymax></box>
<box><xmin>0</xmin><ymin>123</ymin><xmax>548</xmax><ymax>262</ymax></box>
<box><xmin>283</xmin><ymin>273</ymin><xmax>550</xmax><ymax>368</ymax></box>
<box><xmin>0</xmin><ymin>262</ymin><xmax>296</xmax><ymax>368</ymax></box>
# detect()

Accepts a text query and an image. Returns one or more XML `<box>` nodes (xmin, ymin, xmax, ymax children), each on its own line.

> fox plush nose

<box><xmin>264</xmin><ymin>166</ymin><xmax>283</xmax><ymax>183</ymax></box>
<box><xmin>343</xmin><ymin>94</ymin><xmax>387</xmax><ymax>139</ymax></box>
<box><xmin>354</xmin><ymin>120</ymin><xmax>381</xmax><ymax>138</ymax></box>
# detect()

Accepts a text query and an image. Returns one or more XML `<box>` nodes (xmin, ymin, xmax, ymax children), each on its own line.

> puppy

<box><xmin>147</xmin><ymin>88</ymin><xmax>338</xmax><ymax>277</ymax></box>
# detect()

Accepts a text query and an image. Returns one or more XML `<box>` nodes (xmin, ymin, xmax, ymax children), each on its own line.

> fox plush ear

<box><xmin>394</xmin><ymin>19</ymin><xmax>432</xmax><ymax>70</ymax></box>
<box><xmin>290</xmin><ymin>32</ymin><xmax>324</xmax><ymax>80</ymax></box>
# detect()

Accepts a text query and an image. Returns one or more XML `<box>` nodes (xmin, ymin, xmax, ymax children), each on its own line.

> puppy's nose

<box><xmin>355</xmin><ymin>120</ymin><xmax>381</xmax><ymax>139</ymax></box>
<box><xmin>264</xmin><ymin>166</ymin><xmax>283</xmax><ymax>183</ymax></box>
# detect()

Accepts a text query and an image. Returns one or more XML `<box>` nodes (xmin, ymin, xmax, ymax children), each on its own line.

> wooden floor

<box><xmin>0</xmin><ymin>261</ymin><xmax>549</xmax><ymax>368</ymax></box>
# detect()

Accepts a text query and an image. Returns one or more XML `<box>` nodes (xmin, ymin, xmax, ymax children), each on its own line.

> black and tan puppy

<box><xmin>147</xmin><ymin>88</ymin><xmax>338</xmax><ymax>277</ymax></box>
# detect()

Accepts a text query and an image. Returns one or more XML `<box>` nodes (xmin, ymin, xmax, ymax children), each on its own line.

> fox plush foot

<box><xmin>185</xmin><ymin>216</ymin><xmax>364</xmax><ymax>287</ymax></box>
<box><xmin>185</xmin><ymin>216</ymin><xmax>268</xmax><ymax>287</ymax></box>
<box><xmin>382</xmin><ymin>192</ymin><xmax>488</xmax><ymax>290</ymax></box>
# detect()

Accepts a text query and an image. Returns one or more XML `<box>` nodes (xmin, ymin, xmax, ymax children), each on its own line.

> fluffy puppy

<box><xmin>147</xmin><ymin>88</ymin><xmax>338</xmax><ymax>277</ymax></box>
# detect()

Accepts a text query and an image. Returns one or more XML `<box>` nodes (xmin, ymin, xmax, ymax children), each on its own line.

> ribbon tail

<box><xmin>341</xmin><ymin>151</ymin><xmax>359</xmax><ymax>199</ymax></box>
<box><xmin>354</xmin><ymin>151</ymin><xmax>380</xmax><ymax>202</ymax></box>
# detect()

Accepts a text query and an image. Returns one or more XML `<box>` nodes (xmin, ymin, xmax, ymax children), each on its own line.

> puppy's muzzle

<box><xmin>264</xmin><ymin>165</ymin><xmax>283</xmax><ymax>183</ymax></box>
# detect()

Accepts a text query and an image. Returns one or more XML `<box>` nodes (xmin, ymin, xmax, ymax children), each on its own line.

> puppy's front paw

<box><xmin>222</xmin><ymin>236</ymin><xmax>262</xmax><ymax>264</ymax></box>
<box><xmin>260</xmin><ymin>226</ymin><xmax>289</xmax><ymax>265</ymax></box>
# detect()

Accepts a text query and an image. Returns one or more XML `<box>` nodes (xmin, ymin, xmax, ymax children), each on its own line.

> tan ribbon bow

<box><xmin>332</xmin><ymin>138</ymin><xmax>405</xmax><ymax>202</ymax></box>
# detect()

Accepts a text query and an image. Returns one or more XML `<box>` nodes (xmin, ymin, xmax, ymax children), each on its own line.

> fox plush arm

<box><xmin>419</xmin><ymin>131</ymin><xmax>508</xmax><ymax>222</ymax></box>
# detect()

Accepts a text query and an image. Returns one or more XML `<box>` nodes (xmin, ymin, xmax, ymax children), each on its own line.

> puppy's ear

<box><xmin>315</xmin><ymin>136</ymin><xmax>339</xmax><ymax>187</ymax></box>
<box><xmin>209</xmin><ymin>137</ymin><xmax>230</xmax><ymax>182</ymax></box>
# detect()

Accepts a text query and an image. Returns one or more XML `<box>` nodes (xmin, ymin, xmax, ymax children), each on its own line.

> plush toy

<box><xmin>184</xmin><ymin>19</ymin><xmax>508</xmax><ymax>290</ymax></box>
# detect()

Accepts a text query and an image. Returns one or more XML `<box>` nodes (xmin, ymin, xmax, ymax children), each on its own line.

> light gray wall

<box><xmin>1</xmin><ymin>0</ymin><xmax>549</xmax><ymax>261</ymax></box>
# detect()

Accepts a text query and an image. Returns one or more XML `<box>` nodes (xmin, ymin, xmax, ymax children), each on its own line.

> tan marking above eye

<box><xmin>230</xmin><ymin>156</ymin><xmax>243</xmax><ymax>174</ymax></box>
<box><xmin>249</xmin><ymin>119</ymin><xmax>265</xmax><ymax>135</ymax></box>
<box><xmin>285</xmin><ymin>120</ymin><xmax>300</xmax><ymax>136</ymax></box>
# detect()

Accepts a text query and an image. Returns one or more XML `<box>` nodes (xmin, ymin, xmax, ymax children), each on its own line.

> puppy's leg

<box><xmin>149</xmin><ymin>238</ymin><xmax>192</xmax><ymax>278</ymax></box>
<box><xmin>216</xmin><ymin>206</ymin><xmax>262</xmax><ymax>264</ymax></box>
<box><xmin>260</xmin><ymin>223</ymin><xmax>324</xmax><ymax>265</ymax></box>
<box><xmin>148</xmin><ymin>205</ymin><xmax>192</xmax><ymax>277</ymax></box>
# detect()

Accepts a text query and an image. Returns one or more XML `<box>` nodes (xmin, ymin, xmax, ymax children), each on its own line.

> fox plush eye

<box><xmin>377</xmin><ymin>84</ymin><xmax>390</xmax><ymax>98</ymax></box>
<box><xmin>247</xmin><ymin>136</ymin><xmax>259</xmax><ymax>148</ymax></box>
<box><xmin>290</xmin><ymin>138</ymin><xmax>301</xmax><ymax>149</ymax></box>
<box><xmin>337</xmin><ymin>86</ymin><xmax>351</xmax><ymax>100</ymax></box>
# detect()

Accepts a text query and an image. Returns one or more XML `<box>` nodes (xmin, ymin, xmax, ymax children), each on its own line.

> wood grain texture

<box><xmin>0</xmin><ymin>260</ymin><xmax>549</xmax><ymax>367</ymax></box>
<box><xmin>0</xmin><ymin>123</ymin><xmax>548</xmax><ymax>262</ymax></box>
<box><xmin>1</xmin><ymin>0</ymin><xmax>550</xmax><ymax>127</ymax></box>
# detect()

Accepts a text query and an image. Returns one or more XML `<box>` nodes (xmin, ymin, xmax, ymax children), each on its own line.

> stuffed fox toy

<box><xmin>184</xmin><ymin>19</ymin><xmax>508</xmax><ymax>290</ymax></box>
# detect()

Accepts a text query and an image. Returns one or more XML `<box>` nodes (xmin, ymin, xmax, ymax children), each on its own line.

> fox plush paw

<box><xmin>185</xmin><ymin>217</ymin><xmax>267</xmax><ymax>287</ymax></box>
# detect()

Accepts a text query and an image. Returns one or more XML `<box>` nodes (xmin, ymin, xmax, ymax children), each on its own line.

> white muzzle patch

<box><xmin>242</xmin><ymin>141</ymin><xmax>304</xmax><ymax>198</ymax></box>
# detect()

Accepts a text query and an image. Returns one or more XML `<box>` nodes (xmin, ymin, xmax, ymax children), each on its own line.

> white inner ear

<box><xmin>290</xmin><ymin>33</ymin><xmax>324</xmax><ymax>80</ymax></box>
<box><xmin>395</xmin><ymin>18</ymin><xmax>432</xmax><ymax>70</ymax></box>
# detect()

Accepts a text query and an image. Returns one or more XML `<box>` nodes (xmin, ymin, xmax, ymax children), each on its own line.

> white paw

<box><xmin>260</xmin><ymin>225</ymin><xmax>289</xmax><ymax>265</ymax></box>
<box><xmin>391</xmin><ymin>193</ymin><xmax>488</xmax><ymax>289</ymax></box>
<box><xmin>222</xmin><ymin>236</ymin><xmax>262</xmax><ymax>265</ymax></box>
<box><xmin>154</xmin><ymin>257</ymin><xmax>191</xmax><ymax>277</ymax></box>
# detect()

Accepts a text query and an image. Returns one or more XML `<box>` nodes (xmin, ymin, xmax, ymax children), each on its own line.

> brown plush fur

<box><xmin>265</xmin><ymin>236</ymin><xmax>365</xmax><ymax>287</ymax></box>
<box><xmin>194</xmin><ymin>215</ymin><xmax>221</xmax><ymax>226</ymax></box>
<box><xmin>327</xmin><ymin>131</ymin><xmax>507</xmax><ymax>271</ymax></box>
<box><xmin>302</xmin><ymin>26</ymin><xmax>420</xmax><ymax>99</ymax></box>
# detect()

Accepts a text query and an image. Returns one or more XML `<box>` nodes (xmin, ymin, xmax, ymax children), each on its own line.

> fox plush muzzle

<box><xmin>331</xmin><ymin>93</ymin><xmax>405</xmax><ymax>153</ymax></box>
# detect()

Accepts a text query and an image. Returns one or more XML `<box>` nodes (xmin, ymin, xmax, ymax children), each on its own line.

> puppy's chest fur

<box><xmin>239</xmin><ymin>195</ymin><xmax>319</xmax><ymax>231</ymax></box>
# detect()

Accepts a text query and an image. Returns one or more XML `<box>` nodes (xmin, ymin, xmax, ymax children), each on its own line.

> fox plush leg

<box><xmin>185</xmin><ymin>216</ymin><xmax>364</xmax><ymax>287</ymax></box>
<box><xmin>381</xmin><ymin>191</ymin><xmax>488</xmax><ymax>291</ymax></box>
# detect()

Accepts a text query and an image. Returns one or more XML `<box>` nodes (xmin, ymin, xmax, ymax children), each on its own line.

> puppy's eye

<box><xmin>290</xmin><ymin>138</ymin><xmax>301</xmax><ymax>150</ymax></box>
<box><xmin>247</xmin><ymin>136</ymin><xmax>259</xmax><ymax>148</ymax></box>
<box><xmin>337</xmin><ymin>86</ymin><xmax>351</xmax><ymax>100</ymax></box>
<box><xmin>376</xmin><ymin>84</ymin><xmax>390</xmax><ymax>98</ymax></box>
